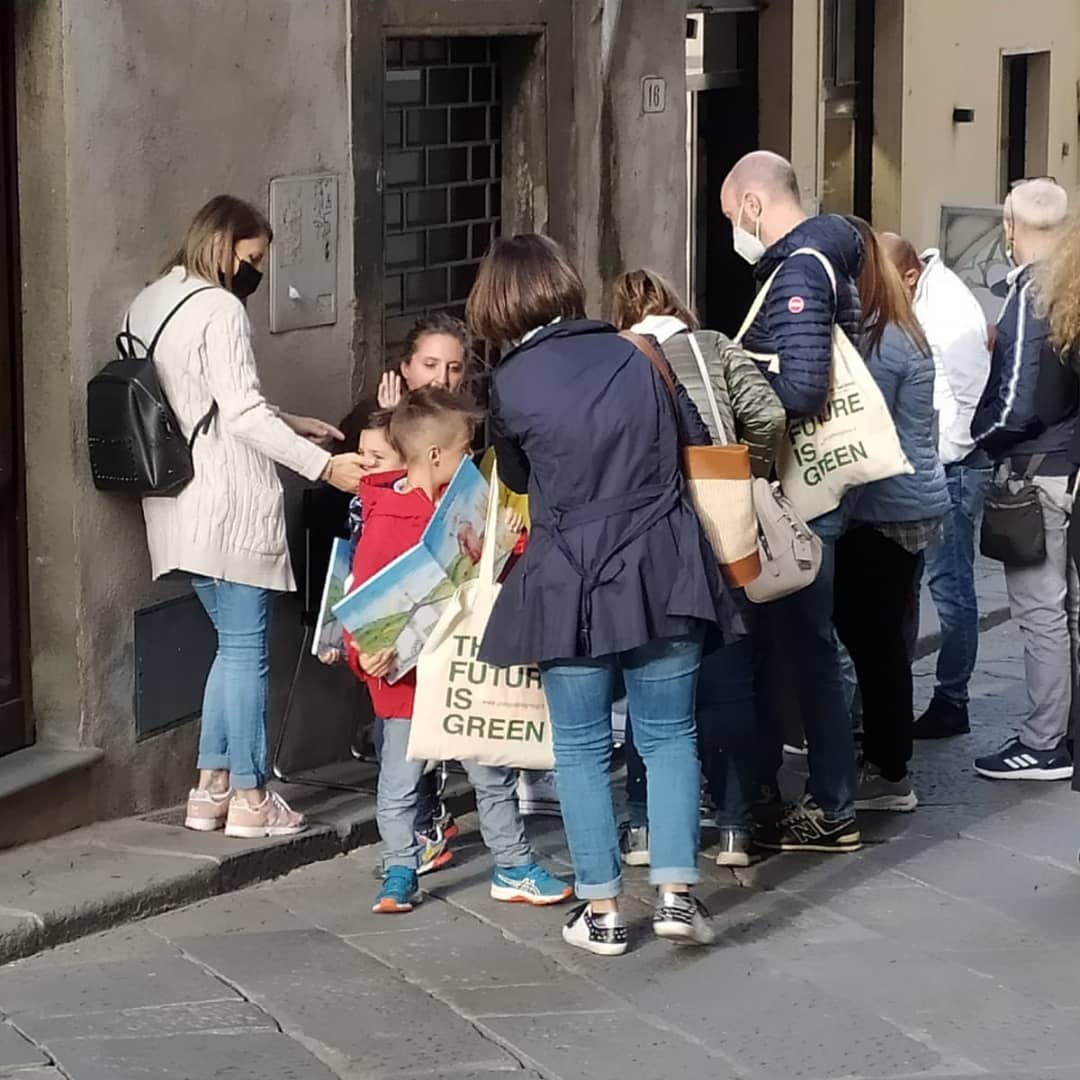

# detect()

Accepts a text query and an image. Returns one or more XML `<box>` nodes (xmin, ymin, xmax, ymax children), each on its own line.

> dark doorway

<box><xmin>0</xmin><ymin>4</ymin><xmax>32</xmax><ymax>757</ymax></box>
<box><xmin>382</xmin><ymin>36</ymin><xmax>503</xmax><ymax>356</ymax></box>
<box><xmin>689</xmin><ymin>11</ymin><xmax>759</xmax><ymax>336</ymax></box>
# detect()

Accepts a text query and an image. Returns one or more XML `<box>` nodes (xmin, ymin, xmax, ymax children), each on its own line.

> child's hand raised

<box><xmin>357</xmin><ymin>648</ymin><xmax>396</xmax><ymax>679</ymax></box>
<box><xmin>377</xmin><ymin>372</ymin><xmax>405</xmax><ymax>409</ymax></box>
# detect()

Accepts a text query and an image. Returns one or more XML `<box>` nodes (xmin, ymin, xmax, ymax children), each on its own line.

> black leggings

<box><xmin>834</xmin><ymin>525</ymin><xmax>918</xmax><ymax>782</ymax></box>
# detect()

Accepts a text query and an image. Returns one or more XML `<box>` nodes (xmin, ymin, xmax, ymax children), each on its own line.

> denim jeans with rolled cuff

<box><xmin>542</xmin><ymin>634</ymin><xmax>704</xmax><ymax>900</ymax></box>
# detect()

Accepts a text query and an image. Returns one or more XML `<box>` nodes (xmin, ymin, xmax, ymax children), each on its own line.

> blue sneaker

<box><xmin>372</xmin><ymin>866</ymin><xmax>421</xmax><ymax>913</ymax></box>
<box><xmin>974</xmin><ymin>737</ymin><xmax>1074</xmax><ymax>781</ymax></box>
<box><xmin>490</xmin><ymin>863</ymin><xmax>572</xmax><ymax>906</ymax></box>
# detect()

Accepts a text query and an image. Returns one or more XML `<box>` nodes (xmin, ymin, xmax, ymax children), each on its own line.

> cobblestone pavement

<box><xmin>3</xmin><ymin>621</ymin><xmax>1080</xmax><ymax>1080</ymax></box>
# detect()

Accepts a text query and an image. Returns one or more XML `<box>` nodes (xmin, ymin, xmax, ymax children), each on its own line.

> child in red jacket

<box><xmin>348</xmin><ymin>388</ymin><xmax>572</xmax><ymax>914</ymax></box>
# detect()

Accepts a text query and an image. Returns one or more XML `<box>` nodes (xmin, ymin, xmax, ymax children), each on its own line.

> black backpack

<box><xmin>88</xmin><ymin>287</ymin><xmax>218</xmax><ymax>496</ymax></box>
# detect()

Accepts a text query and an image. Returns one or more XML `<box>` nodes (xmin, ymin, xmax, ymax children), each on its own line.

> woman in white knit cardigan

<box><xmin>125</xmin><ymin>195</ymin><xmax>365</xmax><ymax>839</ymax></box>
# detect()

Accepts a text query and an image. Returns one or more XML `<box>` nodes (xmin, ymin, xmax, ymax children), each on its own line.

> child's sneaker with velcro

<box><xmin>373</xmin><ymin>866</ymin><xmax>421</xmax><ymax>913</ymax></box>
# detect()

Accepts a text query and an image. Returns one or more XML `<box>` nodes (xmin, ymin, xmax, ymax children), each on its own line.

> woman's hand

<box><xmin>281</xmin><ymin>413</ymin><xmax>346</xmax><ymax>446</ymax></box>
<box><xmin>357</xmin><ymin>648</ymin><xmax>396</xmax><ymax>679</ymax></box>
<box><xmin>323</xmin><ymin>453</ymin><xmax>366</xmax><ymax>493</ymax></box>
<box><xmin>317</xmin><ymin>647</ymin><xmax>343</xmax><ymax>666</ymax></box>
<box><xmin>377</xmin><ymin>372</ymin><xmax>405</xmax><ymax>409</ymax></box>
<box><xmin>504</xmin><ymin>507</ymin><xmax>526</xmax><ymax>534</ymax></box>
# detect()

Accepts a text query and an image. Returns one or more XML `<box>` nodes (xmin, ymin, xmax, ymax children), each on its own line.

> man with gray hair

<box><xmin>971</xmin><ymin>177</ymin><xmax>1079</xmax><ymax>780</ymax></box>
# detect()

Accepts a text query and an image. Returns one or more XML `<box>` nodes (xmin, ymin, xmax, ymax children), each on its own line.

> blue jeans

<box><xmin>755</xmin><ymin>507</ymin><xmax>858</xmax><ymax>818</ymax></box>
<box><xmin>923</xmin><ymin>460</ymin><xmax>991</xmax><ymax>705</ymax></box>
<box><xmin>372</xmin><ymin>718</ymin><xmax>440</xmax><ymax>836</ymax></box>
<box><xmin>541</xmin><ymin>635</ymin><xmax>703</xmax><ymax>899</ymax></box>
<box><xmin>376</xmin><ymin>718</ymin><xmax>533</xmax><ymax>872</ymax></box>
<box><xmin>625</xmin><ymin>604</ymin><xmax>758</xmax><ymax>831</ymax></box>
<box><xmin>192</xmin><ymin>578</ymin><xmax>272</xmax><ymax>791</ymax></box>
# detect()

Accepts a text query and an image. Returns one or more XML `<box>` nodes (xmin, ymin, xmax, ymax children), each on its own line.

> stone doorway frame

<box><xmin>0</xmin><ymin>0</ymin><xmax>32</xmax><ymax>757</ymax></box>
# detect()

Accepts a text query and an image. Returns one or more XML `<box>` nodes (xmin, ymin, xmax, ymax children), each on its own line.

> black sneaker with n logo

<box><xmin>756</xmin><ymin>795</ymin><xmax>861</xmax><ymax>853</ymax></box>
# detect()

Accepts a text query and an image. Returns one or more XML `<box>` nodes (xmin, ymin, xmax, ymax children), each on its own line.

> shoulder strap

<box><xmin>685</xmin><ymin>333</ymin><xmax>727</xmax><ymax>445</ymax></box>
<box><xmin>735</xmin><ymin>247</ymin><xmax>840</xmax><ymax>347</ymax></box>
<box><xmin>735</xmin><ymin>268</ymin><xmax>782</xmax><ymax>345</ymax></box>
<box><xmin>619</xmin><ymin>330</ymin><xmax>676</xmax><ymax>401</ymax></box>
<box><xmin>791</xmin><ymin>247</ymin><xmax>838</xmax><ymax>296</ymax></box>
<box><xmin>147</xmin><ymin>285</ymin><xmax>217</xmax><ymax>357</ymax></box>
<box><xmin>1023</xmin><ymin>453</ymin><xmax>1047</xmax><ymax>479</ymax></box>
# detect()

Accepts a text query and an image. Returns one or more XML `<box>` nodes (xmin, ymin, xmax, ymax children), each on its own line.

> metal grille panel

<box><xmin>384</xmin><ymin>37</ymin><xmax>502</xmax><ymax>352</ymax></box>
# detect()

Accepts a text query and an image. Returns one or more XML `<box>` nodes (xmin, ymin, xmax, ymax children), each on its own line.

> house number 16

<box><xmin>642</xmin><ymin>76</ymin><xmax>667</xmax><ymax>114</ymax></box>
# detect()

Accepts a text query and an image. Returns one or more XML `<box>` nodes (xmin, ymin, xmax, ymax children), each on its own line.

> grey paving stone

<box><xmin>348</xmin><ymin>908</ymin><xmax>568</xmax><ymax>990</ymax></box>
<box><xmin>943</xmin><ymin>944</ymin><xmax>1080</xmax><ymax>1011</ymax></box>
<box><xmin>0</xmin><ymin>1070</ymin><xmax>62</xmax><ymax>1080</ymax></box>
<box><xmin>18</xmin><ymin>998</ymin><xmax>274</xmax><ymax>1044</ymax></box>
<box><xmin>0</xmin><ymin>1022</ymin><xmax>47</xmax><ymax>1068</ymax></box>
<box><xmin>11</xmin><ymin>925</ymin><xmax>177</xmax><ymax>972</ymax></box>
<box><xmin>754</xmin><ymin>936</ymin><xmax>1080</xmax><ymax>1073</ymax></box>
<box><xmin>484</xmin><ymin>1010</ymin><xmax>738</xmax><ymax>1079</ymax></box>
<box><xmin>45</xmin><ymin>1031</ymin><xmax>339</xmax><ymax>1080</ymax></box>
<box><xmin>176</xmin><ymin>928</ymin><xmax>520</xmax><ymax>1075</ymax></box>
<box><xmin>614</xmin><ymin>947</ymin><xmax>944</xmax><ymax>1080</ymax></box>
<box><xmin>0</xmin><ymin>956</ymin><xmax>237</xmax><ymax>1019</ymax></box>
<box><xmin>144</xmin><ymin>890</ymin><xmax>313</xmax><ymax>939</ymax></box>
<box><xmin>443</xmin><ymin>977</ymin><xmax>628</xmax><ymax>1018</ymax></box>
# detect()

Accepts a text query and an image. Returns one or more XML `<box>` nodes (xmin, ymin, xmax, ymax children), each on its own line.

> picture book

<box><xmin>332</xmin><ymin>457</ymin><xmax>516</xmax><ymax>683</ymax></box>
<box><xmin>310</xmin><ymin>537</ymin><xmax>353</xmax><ymax>659</ymax></box>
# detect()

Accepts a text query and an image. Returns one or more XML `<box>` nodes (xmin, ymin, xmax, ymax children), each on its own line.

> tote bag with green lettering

<box><xmin>408</xmin><ymin>465</ymin><xmax>554</xmax><ymax>771</ymax></box>
<box><xmin>737</xmin><ymin>247</ymin><xmax>911</xmax><ymax>522</ymax></box>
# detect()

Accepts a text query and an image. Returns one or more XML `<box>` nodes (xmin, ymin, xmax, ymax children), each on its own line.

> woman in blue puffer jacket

<box><xmin>834</xmin><ymin>217</ymin><xmax>949</xmax><ymax>815</ymax></box>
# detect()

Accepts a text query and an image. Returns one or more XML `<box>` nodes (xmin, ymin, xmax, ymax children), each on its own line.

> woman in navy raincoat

<box><xmin>468</xmin><ymin>235</ymin><xmax>743</xmax><ymax>956</ymax></box>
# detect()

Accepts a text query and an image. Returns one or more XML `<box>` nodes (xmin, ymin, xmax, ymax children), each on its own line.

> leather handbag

<box><xmin>980</xmin><ymin>455</ymin><xmax>1047</xmax><ymax>567</ymax></box>
<box><xmin>87</xmin><ymin>287</ymin><xmax>218</xmax><ymax>496</ymax></box>
<box><xmin>744</xmin><ymin>478</ymin><xmax>823</xmax><ymax>603</ymax></box>
<box><xmin>620</xmin><ymin>330</ymin><xmax>761</xmax><ymax>588</ymax></box>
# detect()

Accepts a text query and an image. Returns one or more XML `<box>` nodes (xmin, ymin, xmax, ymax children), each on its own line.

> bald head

<box><xmin>720</xmin><ymin>151</ymin><xmax>807</xmax><ymax>251</ymax></box>
<box><xmin>723</xmin><ymin>151</ymin><xmax>801</xmax><ymax>206</ymax></box>
<box><xmin>1005</xmin><ymin>178</ymin><xmax>1069</xmax><ymax>265</ymax></box>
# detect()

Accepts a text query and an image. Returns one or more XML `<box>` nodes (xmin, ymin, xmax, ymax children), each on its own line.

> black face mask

<box><xmin>221</xmin><ymin>259</ymin><xmax>263</xmax><ymax>301</ymax></box>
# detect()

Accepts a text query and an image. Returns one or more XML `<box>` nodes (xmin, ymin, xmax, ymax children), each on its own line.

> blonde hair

<box><xmin>610</xmin><ymin>268</ymin><xmax>699</xmax><ymax>331</ymax></box>
<box><xmin>165</xmin><ymin>195</ymin><xmax>272</xmax><ymax>290</ymax></box>
<box><xmin>1042</xmin><ymin>206</ymin><xmax>1080</xmax><ymax>352</ymax></box>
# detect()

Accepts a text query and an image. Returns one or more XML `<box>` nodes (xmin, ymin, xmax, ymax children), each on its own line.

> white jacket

<box><xmin>914</xmin><ymin>249</ymin><xmax>991</xmax><ymax>465</ymax></box>
<box><xmin>125</xmin><ymin>267</ymin><xmax>330</xmax><ymax>592</ymax></box>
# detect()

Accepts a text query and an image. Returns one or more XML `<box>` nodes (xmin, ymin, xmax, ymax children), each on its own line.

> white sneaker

<box><xmin>562</xmin><ymin>903</ymin><xmax>628</xmax><ymax>956</ymax></box>
<box><xmin>653</xmin><ymin>891</ymin><xmax>716</xmax><ymax>946</ymax></box>
<box><xmin>516</xmin><ymin>770</ymin><xmax>561</xmax><ymax>817</ymax></box>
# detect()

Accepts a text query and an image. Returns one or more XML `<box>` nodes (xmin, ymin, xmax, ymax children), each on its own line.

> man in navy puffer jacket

<box><xmin>720</xmin><ymin>151</ymin><xmax>864</xmax><ymax>853</ymax></box>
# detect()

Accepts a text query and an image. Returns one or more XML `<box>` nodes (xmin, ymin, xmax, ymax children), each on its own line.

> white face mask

<box><xmin>733</xmin><ymin>201</ymin><xmax>766</xmax><ymax>265</ymax></box>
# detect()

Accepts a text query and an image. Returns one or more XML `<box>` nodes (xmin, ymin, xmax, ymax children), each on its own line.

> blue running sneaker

<box><xmin>372</xmin><ymin>866</ymin><xmax>421</xmax><ymax>913</ymax></box>
<box><xmin>974</xmin><ymin>737</ymin><xmax>1074</xmax><ymax>781</ymax></box>
<box><xmin>490</xmin><ymin>863</ymin><xmax>572</xmax><ymax>906</ymax></box>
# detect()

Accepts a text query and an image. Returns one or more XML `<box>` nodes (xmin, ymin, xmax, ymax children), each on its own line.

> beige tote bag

<box><xmin>737</xmin><ymin>247</ymin><xmax>912</xmax><ymax>522</ymax></box>
<box><xmin>621</xmin><ymin>331</ymin><xmax>760</xmax><ymax>588</ymax></box>
<box><xmin>407</xmin><ymin>465</ymin><xmax>554</xmax><ymax>770</ymax></box>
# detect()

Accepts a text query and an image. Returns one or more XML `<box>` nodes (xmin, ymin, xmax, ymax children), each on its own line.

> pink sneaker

<box><xmin>224</xmin><ymin>791</ymin><xmax>307</xmax><ymax>839</ymax></box>
<box><xmin>184</xmin><ymin>788</ymin><xmax>233</xmax><ymax>832</ymax></box>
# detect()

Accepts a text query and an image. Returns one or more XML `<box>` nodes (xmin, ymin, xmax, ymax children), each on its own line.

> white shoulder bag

<box><xmin>737</xmin><ymin>247</ymin><xmax>912</xmax><ymax>522</ymax></box>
